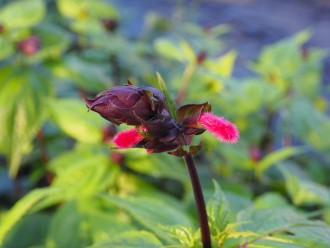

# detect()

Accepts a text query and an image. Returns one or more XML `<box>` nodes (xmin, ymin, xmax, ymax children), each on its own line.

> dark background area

<box><xmin>114</xmin><ymin>0</ymin><xmax>330</xmax><ymax>79</ymax></box>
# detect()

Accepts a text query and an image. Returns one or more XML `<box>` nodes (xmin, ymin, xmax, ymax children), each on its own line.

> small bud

<box><xmin>17</xmin><ymin>35</ymin><xmax>40</xmax><ymax>56</ymax></box>
<box><xmin>249</xmin><ymin>146</ymin><xmax>261</xmax><ymax>162</ymax></box>
<box><xmin>0</xmin><ymin>23</ymin><xmax>4</xmax><ymax>34</ymax></box>
<box><xmin>301</xmin><ymin>46</ymin><xmax>309</xmax><ymax>60</ymax></box>
<box><xmin>196</xmin><ymin>51</ymin><xmax>207</xmax><ymax>64</ymax></box>
<box><xmin>111</xmin><ymin>152</ymin><xmax>124</xmax><ymax>164</ymax></box>
<box><xmin>101</xmin><ymin>19</ymin><xmax>118</xmax><ymax>33</ymax></box>
<box><xmin>102</xmin><ymin>124</ymin><xmax>117</xmax><ymax>143</ymax></box>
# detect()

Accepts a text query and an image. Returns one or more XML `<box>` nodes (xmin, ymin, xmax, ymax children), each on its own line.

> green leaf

<box><xmin>56</xmin><ymin>0</ymin><xmax>118</xmax><ymax>20</ymax></box>
<box><xmin>0</xmin><ymin>188</ymin><xmax>59</xmax><ymax>246</ymax></box>
<box><xmin>248</xmin><ymin>239</ymin><xmax>307</xmax><ymax>248</ymax></box>
<box><xmin>207</xmin><ymin>180</ymin><xmax>231</xmax><ymax>234</ymax></box>
<box><xmin>90</xmin><ymin>231</ymin><xmax>163</xmax><ymax>248</ymax></box>
<box><xmin>56</xmin><ymin>0</ymin><xmax>86</xmax><ymax>19</ymax></box>
<box><xmin>281</xmin><ymin>168</ymin><xmax>330</xmax><ymax>206</ymax></box>
<box><xmin>3</xmin><ymin>213</ymin><xmax>50</xmax><ymax>248</ymax></box>
<box><xmin>125</xmin><ymin>151</ymin><xmax>188</xmax><ymax>183</ymax></box>
<box><xmin>0</xmin><ymin>0</ymin><xmax>45</xmax><ymax>29</ymax></box>
<box><xmin>253</xmin><ymin>192</ymin><xmax>289</xmax><ymax>209</ymax></box>
<box><xmin>88</xmin><ymin>1</ymin><xmax>118</xmax><ymax>19</ymax></box>
<box><xmin>83</xmin><ymin>201</ymin><xmax>136</xmax><ymax>243</ymax></box>
<box><xmin>100</xmin><ymin>195</ymin><xmax>192</xmax><ymax>243</ymax></box>
<box><xmin>0</xmin><ymin>67</ymin><xmax>52</xmax><ymax>177</ymax></box>
<box><xmin>180</xmin><ymin>40</ymin><xmax>196</xmax><ymax>63</ymax></box>
<box><xmin>293</xmin><ymin>29</ymin><xmax>312</xmax><ymax>46</ymax></box>
<box><xmin>0</xmin><ymin>37</ymin><xmax>14</xmax><ymax>60</ymax></box>
<box><xmin>32</xmin><ymin>24</ymin><xmax>71</xmax><ymax>60</ymax></box>
<box><xmin>50</xmin><ymin>55</ymin><xmax>110</xmax><ymax>92</ymax></box>
<box><xmin>237</xmin><ymin>207</ymin><xmax>305</xmax><ymax>235</ymax></box>
<box><xmin>49</xmin><ymin>144</ymin><xmax>117</xmax><ymax>198</ymax></box>
<box><xmin>160</xmin><ymin>226</ymin><xmax>197</xmax><ymax>247</ymax></box>
<box><xmin>154</xmin><ymin>38</ymin><xmax>185</xmax><ymax>62</ymax></box>
<box><xmin>50</xmin><ymin>98</ymin><xmax>105</xmax><ymax>144</ymax></box>
<box><xmin>285</xmin><ymin>99</ymin><xmax>330</xmax><ymax>152</ymax></box>
<box><xmin>204</xmin><ymin>50</ymin><xmax>237</xmax><ymax>77</ymax></box>
<box><xmin>286</xmin><ymin>221</ymin><xmax>330</xmax><ymax>248</ymax></box>
<box><xmin>156</xmin><ymin>72</ymin><xmax>177</xmax><ymax>121</ymax></box>
<box><xmin>46</xmin><ymin>201</ymin><xmax>90</xmax><ymax>248</ymax></box>
<box><xmin>250</xmin><ymin>30</ymin><xmax>311</xmax><ymax>85</ymax></box>
<box><xmin>255</xmin><ymin>146</ymin><xmax>304</xmax><ymax>178</ymax></box>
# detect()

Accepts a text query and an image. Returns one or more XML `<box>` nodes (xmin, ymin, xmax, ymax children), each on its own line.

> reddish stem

<box><xmin>184</xmin><ymin>154</ymin><xmax>211</xmax><ymax>248</ymax></box>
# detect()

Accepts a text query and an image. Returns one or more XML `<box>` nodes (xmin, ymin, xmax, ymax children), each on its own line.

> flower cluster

<box><xmin>85</xmin><ymin>84</ymin><xmax>239</xmax><ymax>156</ymax></box>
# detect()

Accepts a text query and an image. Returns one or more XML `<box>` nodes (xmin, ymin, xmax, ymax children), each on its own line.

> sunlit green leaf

<box><xmin>0</xmin><ymin>67</ymin><xmax>52</xmax><ymax>177</ymax></box>
<box><xmin>0</xmin><ymin>37</ymin><xmax>14</xmax><ymax>60</ymax></box>
<box><xmin>255</xmin><ymin>146</ymin><xmax>304</xmax><ymax>178</ymax></box>
<box><xmin>100</xmin><ymin>195</ymin><xmax>192</xmax><ymax>243</ymax></box>
<box><xmin>0</xmin><ymin>188</ymin><xmax>59</xmax><ymax>246</ymax></box>
<box><xmin>204</xmin><ymin>50</ymin><xmax>237</xmax><ymax>77</ymax></box>
<box><xmin>50</xmin><ymin>55</ymin><xmax>110</xmax><ymax>92</ymax></box>
<box><xmin>207</xmin><ymin>180</ymin><xmax>231</xmax><ymax>234</ymax></box>
<box><xmin>90</xmin><ymin>231</ymin><xmax>163</xmax><ymax>248</ymax></box>
<box><xmin>154</xmin><ymin>38</ymin><xmax>185</xmax><ymax>62</ymax></box>
<box><xmin>180</xmin><ymin>40</ymin><xmax>196</xmax><ymax>63</ymax></box>
<box><xmin>281</xmin><ymin>168</ymin><xmax>330</xmax><ymax>206</ymax></box>
<box><xmin>49</xmin><ymin>144</ymin><xmax>117</xmax><ymax>197</ymax></box>
<box><xmin>0</xmin><ymin>0</ymin><xmax>45</xmax><ymax>29</ymax></box>
<box><xmin>49</xmin><ymin>98</ymin><xmax>105</xmax><ymax>144</ymax></box>
<box><xmin>3</xmin><ymin>213</ymin><xmax>50</xmax><ymax>248</ymax></box>
<box><xmin>237</xmin><ymin>207</ymin><xmax>305</xmax><ymax>235</ymax></box>
<box><xmin>46</xmin><ymin>201</ymin><xmax>89</xmax><ymax>248</ymax></box>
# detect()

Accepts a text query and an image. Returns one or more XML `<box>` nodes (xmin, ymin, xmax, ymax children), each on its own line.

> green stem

<box><xmin>184</xmin><ymin>154</ymin><xmax>211</xmax><ymax>248</ymax></box>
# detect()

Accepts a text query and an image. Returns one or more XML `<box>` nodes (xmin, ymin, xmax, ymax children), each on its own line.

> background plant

<box><xmin>0</xmin><ymin>0</ymin><xmax>330</xmax><ymax>247</ymax></box>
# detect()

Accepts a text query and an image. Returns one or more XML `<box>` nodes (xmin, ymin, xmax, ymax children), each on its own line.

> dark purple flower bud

<box><xmin>101</xmin><ymin>19</ymin><xmax>118</xmax><ymax>33</ymax></box>
<box><xmin>85</xmin><ymin>85</ymin><xmax>166</xmax><ymax>126</ymax></box>
<box><xmin>17</xmin><ymin>35</ymin><xmax>41</xmax><ymax>55</ymax></box>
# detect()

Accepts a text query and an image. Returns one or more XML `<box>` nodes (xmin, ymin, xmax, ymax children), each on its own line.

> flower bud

<box><xmin>17</xmin><ymin>35</ymin><xmax>40</xmax><ymax>55</ymax></box>
<box><xmin>101</xmin><ymin>19</ymin><xmax>118</xmax><ymax>33</ymax></box>
<box><xmin>85</xmin><ymin>85</ymin><xmax>166</xmax><ymax>126</ymax></box>
<box><xmin>102</xmin><ymin>124</ymin><xmax>117</xmax><ymax>143</ymax></box>
<box><xmin>249</xmin><ymin>146</ymin><xmax>261</xmax><ymax>162</ymax></box>
<box><xmin>0</xmin><ymin>23</ymin><xmax>4</xmax><ymax>34</ymax></box>
<box><xmin>196</xmin><ymin>51</ymin><xmax>207</xmax><ymax>64</ymax></box>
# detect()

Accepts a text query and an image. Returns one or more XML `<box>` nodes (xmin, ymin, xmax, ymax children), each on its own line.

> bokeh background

<box><xmin>0</xmin><ymin>0</ymin><xmax>330</xmax><ymax>247</ymax></box>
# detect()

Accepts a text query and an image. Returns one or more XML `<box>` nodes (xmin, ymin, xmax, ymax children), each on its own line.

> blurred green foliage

<box><xmin>0</xmin><ymin>0</ymin><xmax>330</xmax><ymax>247</ymax></box>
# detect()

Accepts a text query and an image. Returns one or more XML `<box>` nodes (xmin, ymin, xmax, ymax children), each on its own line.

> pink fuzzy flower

<box><xmin>198</xmin><ymin>112</ymin><xmax>239</xmax><ymax>144</ymax></box>
<box><xmin>113</xmin><ymin>128</ymin><xmax>144</xmax><ymax>148</ymax></box>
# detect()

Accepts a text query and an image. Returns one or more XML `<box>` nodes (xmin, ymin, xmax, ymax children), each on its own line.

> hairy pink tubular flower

<box><xmin>198</xmin><ymin>112</ymin><xmax>239</xmax><ymax>144</ymax></box>
<box><xmin>113</xmin><ymin>128</ymin><xmax>144</xmax><ymax>148</ymax></box>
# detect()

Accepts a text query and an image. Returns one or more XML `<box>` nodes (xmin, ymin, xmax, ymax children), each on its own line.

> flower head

<box><xmin>85</xmin><ymin>84</ymin><xmax>239</xmax><ymax>155</ymax></box>
<box><xmin>17</xmin><ymin>35</ymin><xmax>41</xmax><ymax>56</ymax></box>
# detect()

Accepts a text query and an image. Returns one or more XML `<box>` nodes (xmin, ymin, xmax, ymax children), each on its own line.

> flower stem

<box><xmin>184</xmin><ymin>154</ymin><xmax>211</xmax><ymax>248</ymax></box>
